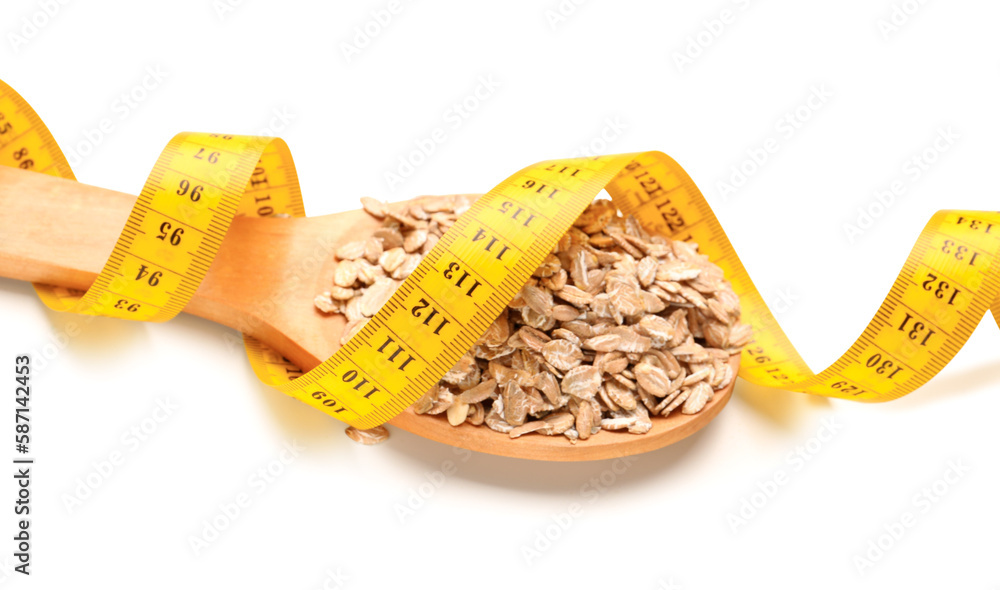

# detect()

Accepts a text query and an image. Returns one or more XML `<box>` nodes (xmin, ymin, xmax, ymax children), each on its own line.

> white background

<box><xmin>1</xmin><ymin>0</ymin><xmax>999</xmax><ymax>588</ymax></box>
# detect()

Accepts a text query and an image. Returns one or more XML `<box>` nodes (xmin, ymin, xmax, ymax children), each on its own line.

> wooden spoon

<box><xmin>0</xmin><ymin>166</ymin><xmax>739</xmax><ymax>461</ymax></box>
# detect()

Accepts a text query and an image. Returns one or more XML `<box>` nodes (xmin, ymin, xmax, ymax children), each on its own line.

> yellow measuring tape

<box><xmin>2</xmin><ymin>80</ymin><xmax>999</xmax><ymax>429</ymax></box>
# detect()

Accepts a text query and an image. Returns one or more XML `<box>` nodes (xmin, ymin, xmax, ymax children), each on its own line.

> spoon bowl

<box><xmin>389</xmin><ymin>355</ymin><xmax>739</xmax><ymax>461</ymax></box>
<box><xmin>0</xmin><ymin>166</ymin><xmax>740</xmax><ymax>461</ymax></box>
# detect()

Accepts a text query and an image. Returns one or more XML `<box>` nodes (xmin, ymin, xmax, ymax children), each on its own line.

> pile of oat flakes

<box><xmin>317</xmin><ymin>195</ymin><xmax>751</xmax><ymax>446</ymax></box>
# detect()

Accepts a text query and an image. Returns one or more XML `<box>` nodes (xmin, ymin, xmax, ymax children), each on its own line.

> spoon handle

<box><xmin>0</xmin><ymin>166</ymin><xmax>128</xmax><ymax>289</ymax></box>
